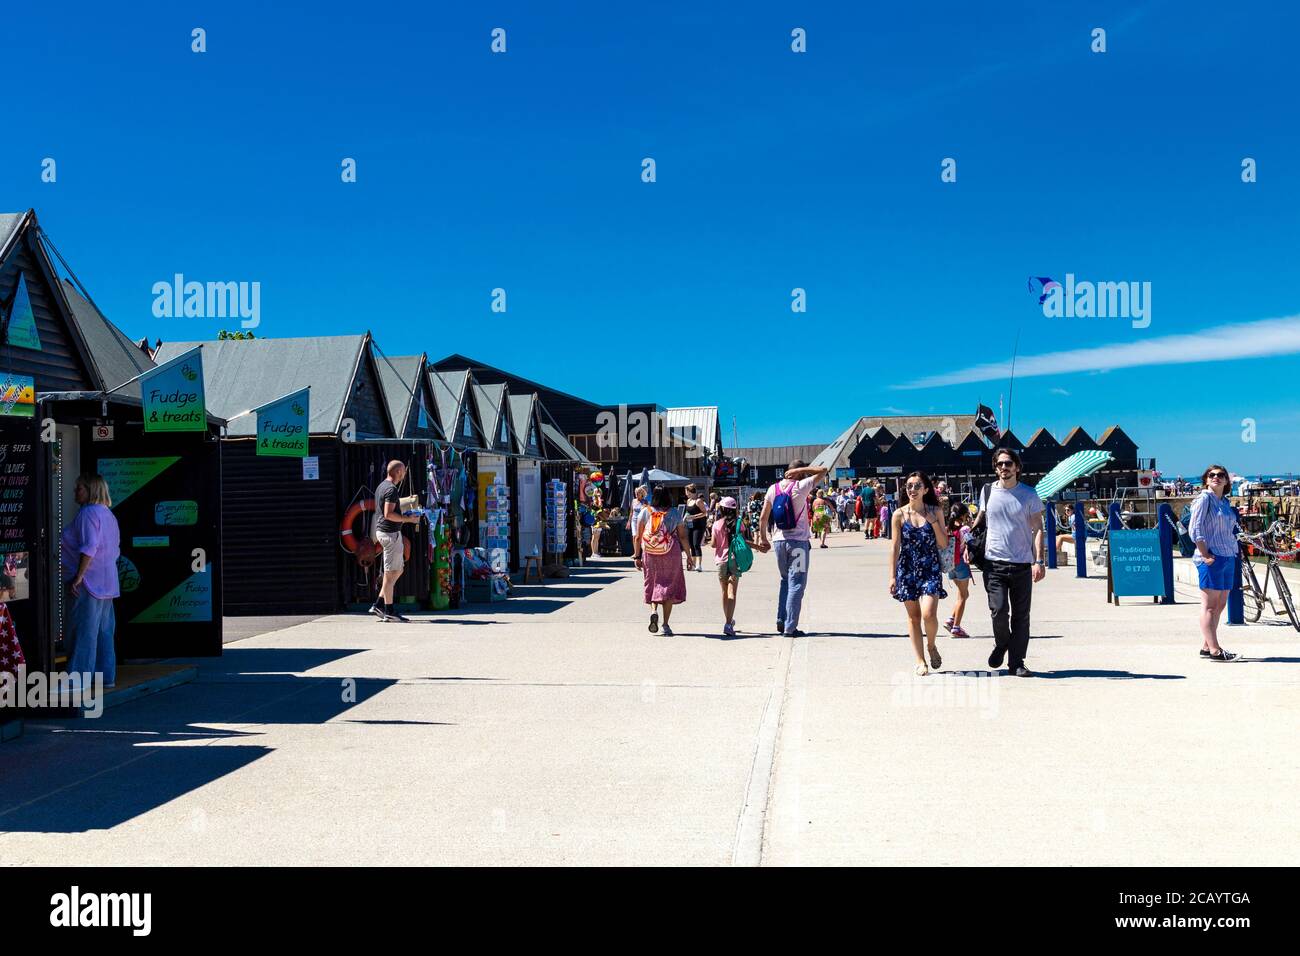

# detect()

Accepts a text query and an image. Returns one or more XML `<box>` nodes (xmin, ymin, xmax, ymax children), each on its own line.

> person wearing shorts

<box><xmin>943</xmin><ymin>503</ymin><xmax>973</xmax><ymax>638</ymax></box>
<box><xmin>370</xmin><ymin>460</ymin><xmax>419</xmax><ymax>623</ymax></box>
<box><xmin>1189</xmin><ymin>464</ymin><xmax>1240</xmax><ymax>661</ymax></box>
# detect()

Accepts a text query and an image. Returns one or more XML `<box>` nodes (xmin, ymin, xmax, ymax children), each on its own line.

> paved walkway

<box><xmin>3</xmin><ymin>535</ymin><xmax>1297</xmax><ymax>865</ymax></box>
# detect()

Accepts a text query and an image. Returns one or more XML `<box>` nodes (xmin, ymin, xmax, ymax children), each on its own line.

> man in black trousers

<box><xmin>977</xmin><ymin>448</ymin><xmax>1046</xmax><ymax>676</ymax></box>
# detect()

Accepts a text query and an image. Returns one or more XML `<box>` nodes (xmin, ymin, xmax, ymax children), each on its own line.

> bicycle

<box><xmin>1238</xmin><ymin>521</ymin><xmax>1300</xmax><ymax>631</ymax></box>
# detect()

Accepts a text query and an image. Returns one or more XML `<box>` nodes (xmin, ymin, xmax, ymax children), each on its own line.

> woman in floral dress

<box><xmin>889</xmin><ymin>471</ymin><xmax>949</xmax><ymax>675</ymax></box>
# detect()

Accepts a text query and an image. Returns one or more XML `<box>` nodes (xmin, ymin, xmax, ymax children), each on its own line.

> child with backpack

<box><xmin>711</xmin><ymin>496</ymin><xmax>769</xmax><ymax>637</ymax></box>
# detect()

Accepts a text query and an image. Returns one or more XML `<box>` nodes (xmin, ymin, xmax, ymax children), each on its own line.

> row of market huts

<box><xmin>0</xmin><ymin>209</ymin><xmax>596</xmax><ymax>671</ymax></box>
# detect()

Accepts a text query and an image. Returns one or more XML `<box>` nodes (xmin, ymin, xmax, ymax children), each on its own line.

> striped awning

<box><xmin>1033</xmin><ymin>449</ymin><xmax>1114</xmax><ymax>500</ymax></box>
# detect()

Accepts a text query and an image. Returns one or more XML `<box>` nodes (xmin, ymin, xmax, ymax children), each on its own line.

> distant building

<box><xmin>812</xmin><ymin>414</ymin><xmax>1148</xmax><ymax>499</ymax></box>
<box><xmin>728</xmin><ymin>445</ymin><xmax>830</xmax><ymax>487</ymax></box>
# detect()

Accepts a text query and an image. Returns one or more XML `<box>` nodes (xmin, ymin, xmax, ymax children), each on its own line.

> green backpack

<box><xmin>729</xmin><ymin>514</ymin><xmax>754</xmax><ymax>574</ymax></box>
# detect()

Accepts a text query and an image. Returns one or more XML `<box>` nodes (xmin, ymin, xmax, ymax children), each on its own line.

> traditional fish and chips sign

<box><xmin>256</xmin><ymin>388</ymin><xmax>309</xmax><ymax>457</ymax></box>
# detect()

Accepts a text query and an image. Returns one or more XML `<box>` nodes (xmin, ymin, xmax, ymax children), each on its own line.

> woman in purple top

<box><xmin>60</xmin><ymin>474</ymin><xmax>122</xmax><ymax>687</ymax></box>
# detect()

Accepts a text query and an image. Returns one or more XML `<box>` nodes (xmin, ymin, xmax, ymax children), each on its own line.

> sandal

<box><xmin>915</xmin><ymin>663</ymin><xmax>929</xmax><ymax>677</ymax></box>
<box><xmin>1206</xmin><ymin>649</ymin><xmax>1238</xmax><ymax>662</ymax></box>
<box><xmin>928</xmin><ymin>645</ymin><xmax>942</xmax><ymax>670</ymax></box>
<box><xmin>648</xmin><ymin>611</ymin><xmax>659</xmax><ymax>634</ymax></box>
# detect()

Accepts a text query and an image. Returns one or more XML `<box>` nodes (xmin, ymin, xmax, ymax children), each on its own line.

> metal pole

<box><xmin>1157</xmin><ymin>502</ymin><xmax>1175</xmax><ymax>604</ymax></box>
<box><xmin>1045</xmin><ymin>505</ymin><xmax>1057</xmax><ymax>569</ymax></box>
<box><xmin>1074</xmin><ymin>501</ymin><xmax>1087</xmax><ymax>578</ymax></box>
<box><xmin>1227</xmin><ymin>504</ymin><xmax>1245</xmax><ymax>625</ymax></box>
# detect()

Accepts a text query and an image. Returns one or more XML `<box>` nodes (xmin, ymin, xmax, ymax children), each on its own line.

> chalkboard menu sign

<box><xmin>0</xmin><ymin>422</ymin><xmax>36</xmax><ymax>602</ymax></box>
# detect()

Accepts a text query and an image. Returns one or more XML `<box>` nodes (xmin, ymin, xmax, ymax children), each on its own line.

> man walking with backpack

<box><xmin>758</xmin><ymin>459</ymin><xmax>830</xmax><ymax>636</ymax></box>
<box><xmin>972</xmin><ymin>447</ymin><xmax>1046</xmax><ymax>676</ymax></box>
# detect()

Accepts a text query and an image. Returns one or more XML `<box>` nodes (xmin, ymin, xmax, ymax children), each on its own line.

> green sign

<box><xmin>141</xmin><ymin>347</ymin><xmax>206</xmax><ymax>432</ymax></box>
<box><xmin>154</xmin><ymin>500</ymin><xmax>199</xmax><ymax>526</ymax></box>
<box><xmin>132</xmin><ymin>536</ymin><xmax>171</xmax><ymax>548</ymax></box>
<box><xmin>4</xmin><ymin>275</ymin><xmax>42</xmax><ymax>351</ymax></box>
<box><xmin>256</xmin><ymin>387</ymin><xmax>309</xmax><ymax>458</ymax></box>
<box><xmin>130</xmin><ymin>567</ymin><xmax>213</xmax><ymax>623</ymax></box>
<box><xmin>1110</xmin><ymin>529</ymin><xmax>1165</xmax><ymax>597</ymax></box>
<box><xmin>98</xmin><ymin>456</ymin><xmax>181</xmax><ymax>509</ymax></box>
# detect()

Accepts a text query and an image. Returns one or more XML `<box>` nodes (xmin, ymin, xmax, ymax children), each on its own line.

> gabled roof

<box><xmin>667</xmin><ymin>406</ymin><xmax>722</xmax><ymax>454</ymax></box>
<box><xmin>812</xmin><ymin>417</ymin><xmax>865</xmax><ymax>472</ymax></box>
<box><xmin>59</xmin><ymin>279</ymin><xmax>155</xmax><ymax>397</ymax></box>
<box><xmin>154</xmin><ymin>334</ymin><xmax>373</xmax><ymax>436</ymax></box>
<box><xmin>1062</xmin><ymin>426</ymin><xmax>1097</xmax><ymax>447</ymax></box>
<box><xmin>953</xmin><ymin>428</ymin><xmax>990</xmax><ymax>453</ymax></box>
<box><xmin>429</xmin><ymin>369</ymin><xmax>486</xmax><ymax>447</ymax></box>
<box><xmin>997</xmin><ymin>428</ymin><xmax>1025</xmax><ymax>450</ymax></box>
<box><xmin>507</xmin><ymin>393</ymin><xmax>542</xmax><ymax>456</ymax></box>
<box><xmin>378</xmin><ymin>353</ymin><xmax>443</xmax><ymax>440</ymax></box>
<box><xmin>473</xmin><ymin>380</ymin><xmax>513</xmax><ymax>451</ymax></box>
<box><xmin>1026</xmin><ymin>427</ymin><xmax>1060</xmax><ymax>448</ymax></box>
<box><xmin>433</xmin><ymin>353</ymin><xmax>600</xmax><ymax>411</ymax></box>
<box><xmin>540</xmin><ymin>423</ymin><xmax>591</xmax><ymax>464</ymax></box>
<box><xmin>429</xmin><ymin>368</ymin><xmax>468</xmax><ymax>437</ymax></box>
<box><xmin>0</xmin><ymin>212</ymin><xmax>28</xmax><ymax>262</ymax></box>
<box><xmin>1097</xmin><ymin>425</ymin><xmax>1137</xmax><ymax>447</ymax></box>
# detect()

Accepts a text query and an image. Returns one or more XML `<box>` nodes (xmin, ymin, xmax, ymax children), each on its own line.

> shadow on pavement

<box><xmin>1028</xmin><ymin>669</ymin><xmax>1186</xmax><ymax>680</ymax></box>
<box><xmin>0</xmin><ymin>646</ymin><xmax>404</xmax><ymax>834</ymax></box>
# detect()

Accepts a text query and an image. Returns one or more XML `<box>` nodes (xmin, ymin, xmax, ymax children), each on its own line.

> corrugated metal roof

<box><xmin>154</xmin><ymin>334</ymin><xmax>367</xmax><ymax>436</ymax></box>
<box><xmin>666</xmin><ymin>406</ymin><xmax>721</xmax><ymax>454</ymax></box>
<box><xmin>729</xmin><ymin>445</ymin><xmax>829</xmax><ymax>468</ymax></box>
<box><xmin>59</xmin><ymin>279</ymin><xmax>154</xmax><ymax>396</ymax></box>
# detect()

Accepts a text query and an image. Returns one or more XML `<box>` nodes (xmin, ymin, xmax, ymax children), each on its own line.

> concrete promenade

<box><xmin>2</xmin><ymin>534</ymin><xmax>1297</xmax><ymax>866</ymax></box>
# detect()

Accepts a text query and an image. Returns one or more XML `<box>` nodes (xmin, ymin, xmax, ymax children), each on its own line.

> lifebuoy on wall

<box><xmin>341</xmin><ymin>499</ymin><xmax>411</xmax><ymax>564</ymax></box>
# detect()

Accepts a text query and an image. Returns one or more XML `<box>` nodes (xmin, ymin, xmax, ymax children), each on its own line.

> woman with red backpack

<box><xmin>633</xmin><ymin>486</ymin><xmax>694</xmax><ymax>636</ymax></box>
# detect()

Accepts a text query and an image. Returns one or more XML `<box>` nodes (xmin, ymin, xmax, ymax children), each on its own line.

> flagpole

<box><xmin>1006</xmin><ymin>327</ymin><xmax>1021</xmax><ymax>435</ymax></box>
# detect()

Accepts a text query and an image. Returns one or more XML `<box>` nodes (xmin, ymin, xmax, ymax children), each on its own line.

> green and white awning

<box><xmin>1033</xmin><ymin>449</ymin><xmax>1114</xmax><ymax>500</ymax></box>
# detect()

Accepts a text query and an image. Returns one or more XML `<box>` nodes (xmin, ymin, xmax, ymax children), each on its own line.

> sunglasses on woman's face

<box><xmin>1208</xmin><ymin>473</ymin><xmax>1227</xmax><ymax>480</ymax></box>
<box><xmin>906</xmin><ymin>483</ymin><xmax>925</xmax><ymax>491</ymax></box>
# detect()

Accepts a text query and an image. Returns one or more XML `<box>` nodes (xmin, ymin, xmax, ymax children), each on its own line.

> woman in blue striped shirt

<box><xmin>1188</xmin><ymin>464</ymin><xmax>1240</xmax><ymax>662</ymax></box>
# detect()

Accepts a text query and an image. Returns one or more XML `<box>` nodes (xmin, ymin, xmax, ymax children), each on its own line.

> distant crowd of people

<box><xmin>629</xmin><ymin>453</ymin><xmax>1246</xmax><ymax>675</ymax></box>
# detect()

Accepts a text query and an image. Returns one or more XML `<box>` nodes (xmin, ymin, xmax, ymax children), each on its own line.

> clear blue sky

<box><xmin>5</xmin><ymin>1</ymin><xmax>1297</xmax><ymax>476</ymax></box>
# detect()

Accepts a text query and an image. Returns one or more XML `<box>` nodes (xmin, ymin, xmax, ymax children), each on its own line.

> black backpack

<box><xmin>965</xmin><ymin>484</ymin><xmax>993</xmax><ymax>570</ymax></box>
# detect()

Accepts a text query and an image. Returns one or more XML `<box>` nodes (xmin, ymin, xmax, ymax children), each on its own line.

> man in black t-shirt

<box><xmin>370</xmin><ymin>460</ymin><xmax>419</xmax><ymax>622</ymax></box>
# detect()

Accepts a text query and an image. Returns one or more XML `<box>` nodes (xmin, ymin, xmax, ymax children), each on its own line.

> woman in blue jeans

<box><xmin>60</xmin><ymin>474</ymin><xmax>121</xmax><ymax>687</ymax></box>
<box><xmin>1189</xmin><ymin>464</ymin><xmax>1239</xmax><ymax>662</ymax></box>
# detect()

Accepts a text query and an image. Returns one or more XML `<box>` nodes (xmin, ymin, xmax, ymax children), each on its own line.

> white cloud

<box><xmin>1049</xmin><ymin>387</ymin><xmax>1070</xmax><ymax>396</ymax></box>
<box><xmin>893</xmin><ymin>314</ymin><xmax>1300</xmax><ymax>389</ymax></box>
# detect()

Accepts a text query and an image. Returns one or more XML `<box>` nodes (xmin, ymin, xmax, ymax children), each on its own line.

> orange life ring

<box><xmin>341</xmin><ymin>500</ymin><xmax>411</xmax><ymax>564</ymax></box>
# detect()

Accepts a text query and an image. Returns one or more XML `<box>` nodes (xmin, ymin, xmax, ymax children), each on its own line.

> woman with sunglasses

<box><xmin>1189</xmin><ymin>464</ymin><xmax>1240</xmax><ymax>661</ymax></box>
<box><xmin>889</xmin><ymin>471</ymin><xmax>949</xmax><ymax>675</ymax></box>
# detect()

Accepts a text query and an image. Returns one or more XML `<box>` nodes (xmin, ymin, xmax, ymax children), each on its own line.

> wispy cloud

<box><xmin>893</xmin><ymin>315</ymin><xmax>1300</xmax><ymax>390</ymax></box>
<box><xmin>1049</xmin><ymin>387</ymin><xmax>1070</xmax><ymax>396</ymax></box>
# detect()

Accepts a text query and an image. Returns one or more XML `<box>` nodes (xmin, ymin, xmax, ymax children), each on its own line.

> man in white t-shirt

<box><xmin>975</xmin><ymin>447</ymin><xmax>1046</xmax><ymax>676</ymax></box>
<box><xmin>758</xmin><ymin>459</ymin><xmax>830</xmax><ymax>636</ymax></box>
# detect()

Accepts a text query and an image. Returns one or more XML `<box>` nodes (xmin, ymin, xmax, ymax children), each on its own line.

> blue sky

<box><xmin>5</xmin><ymin>1</ymin><xmax>1298</xmax><ymax>475</ymax></box>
